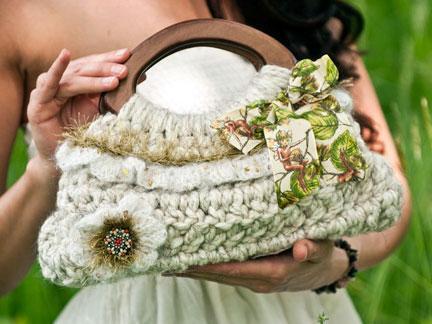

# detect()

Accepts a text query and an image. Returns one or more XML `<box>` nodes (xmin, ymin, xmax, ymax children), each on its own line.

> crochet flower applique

<box><xmin>76</xmin><ymin>194</ymin><xmax>167</xmax><ymax>279</ymax></box>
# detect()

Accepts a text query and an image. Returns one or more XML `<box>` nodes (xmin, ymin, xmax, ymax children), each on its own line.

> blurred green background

<box><xmin>1</xmin><ymin>0</ymin><xmax>432</xmax><ymax>323</ymax></box>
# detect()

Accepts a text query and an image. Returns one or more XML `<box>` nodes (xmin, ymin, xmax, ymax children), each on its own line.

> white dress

<box><xmin>52</xmin><ymin>48</ymin><xmax>362</xmax><ymax>324</ymax></box>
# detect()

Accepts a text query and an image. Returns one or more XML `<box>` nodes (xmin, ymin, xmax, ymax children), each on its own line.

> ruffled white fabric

<box><xmin>56</xmin><ymin>275</ymin><xmax>361</xmax><ymax>324</ymax></box>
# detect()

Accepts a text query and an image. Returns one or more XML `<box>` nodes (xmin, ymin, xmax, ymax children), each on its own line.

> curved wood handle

<box><xmin>100</xmin><ymin>18</ymin><xmax>296</xmax><ymax>113</ymax></box>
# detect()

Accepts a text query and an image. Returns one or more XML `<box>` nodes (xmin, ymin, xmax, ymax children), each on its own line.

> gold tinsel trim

<box><xmin>64</xmin><ymin>125</ymin><xmax>263</xmax><ymax>166</ymax></box>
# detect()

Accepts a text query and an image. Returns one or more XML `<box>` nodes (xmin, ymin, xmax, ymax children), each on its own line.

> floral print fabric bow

<box><xmin>211</xmin><ymin>55</ymin><xmax>367</xmax><ymax>208</ymax></box>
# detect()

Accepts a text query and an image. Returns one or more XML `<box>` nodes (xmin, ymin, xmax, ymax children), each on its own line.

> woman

<box><xmin>0</xmin><ymin>0</ymin><xmax>411</xmax><ymax>322</ymax></box>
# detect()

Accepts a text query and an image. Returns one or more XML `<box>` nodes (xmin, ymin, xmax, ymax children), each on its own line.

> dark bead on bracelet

<box><xmin>313</xmin><ymin>239</ymin><xmax>358</xmax><ymax>294</ymax></box>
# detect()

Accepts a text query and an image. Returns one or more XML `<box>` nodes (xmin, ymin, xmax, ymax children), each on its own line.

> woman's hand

<box><xmin>27</xmin><ymin>48</ymin><xmax>131</xmax><ymax>161</ymax></box>
<box><xmin>166</xmin><ymin>239</ymin><xmax>349</xmax><ymax>293</ymax></box>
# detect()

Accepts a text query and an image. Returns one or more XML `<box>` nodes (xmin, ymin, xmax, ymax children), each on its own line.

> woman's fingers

<box><xmin>185</xmin><ymin>253</ymin><xmax>296</xmax><ymax>284</ymax></box>
<box><xmin>173</xmin><ymin>272</ymin><xmax>269</xmax><ymax>292</ymax></box>
<box><xmin>369</xmin><ymin>141</ymin><xmax>385</xmax><ymax>154</ymax></box>
<box><xmin>187</xmin><ymin>261</ymin><xmax>268</xmax><ymax>280</ymax></box>
<box><xmin>361</xmin><ymin>127</ymin><xmax>372</xmax><ymax>141</ymax></box>
<box><xmin>57</xmin><ymin>76</ymin><xmax>119</xmax><ymax>99</ymax></box>
<box><xmin>72</xmin><ymin>48</ymin><xmax>131</xmax><ymax>65</ymax></box>
<box><xmin>37</xmin><ymin>49</ymin><xmax>71</xmax><ymax>103</ymax></box>
<box><xmin>28</xmin><ymin>49</ymin><xmax>71</xmax><ymax>124</ymax></box>
<box><xmin>35</xmin><ymin>48</ymin><xmax>130</xmax><ymax>103</ymax></box>
<box><xmin>68</xmin><ymin>61</ymin><xmax>128</xmax><ymax>78</ymax></box>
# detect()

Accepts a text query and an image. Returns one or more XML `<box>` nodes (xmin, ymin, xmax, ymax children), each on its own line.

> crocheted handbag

<box><xmin>38</xmin><ymin>19</ymin><xmax>403</xmax><ymax>287</ymax></box>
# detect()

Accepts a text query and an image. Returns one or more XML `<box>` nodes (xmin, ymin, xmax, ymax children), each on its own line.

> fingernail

<box><xmin>59</xmin><ymin>49</ymin><xmax>70</xmax><ymax>60</ymax></box>
<box><xmin>300</xmin><ymin>245</ymin><xmax>309</xmax><ymax>261</ymax></box>
<box><xmin>115</xmin><ymin>48</ymin><xmax>128</xmax><ymax>57</ymax></box>
<box><xmin>102</xmin><ymin>77</ymin><xmax>116</xmax><ymax>85</ymax></box>
<box><xmin>111</xmin><ymin>65</ymin><xmax>125</xmax><ymax>75</ymax></box>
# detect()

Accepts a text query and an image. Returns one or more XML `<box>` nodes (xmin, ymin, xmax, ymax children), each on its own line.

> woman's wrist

<box><xmin>315</xmin><ymin>239</ymin><xmax>358</xmax><ymax>293</ymax></box>
<box><xmin>26</xmin><ymin>155</ymin><xmax>60</xmax><ymax>188</ymax></box>
<box><xmin>331</xmin><ymin>244</ymin><xmax>351</xmax><ymax>279</ymax></box>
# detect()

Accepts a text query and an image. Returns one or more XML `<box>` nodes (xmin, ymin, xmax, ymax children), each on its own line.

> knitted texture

<box><xmin>38</xmin><ymin>65</ymin><xmax>403</xmax><ymax>287</ymax></box>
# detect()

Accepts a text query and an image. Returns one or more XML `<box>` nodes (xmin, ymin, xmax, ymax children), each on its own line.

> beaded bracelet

<box><xmin>314</xmin><ymin>239</ymin><xmax>358</xmax><ymax>294</ymax></box>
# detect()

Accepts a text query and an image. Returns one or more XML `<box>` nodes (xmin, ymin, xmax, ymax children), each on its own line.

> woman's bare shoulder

<box><xmin>0</xmin><ymin>1</ymin><xmax>74</xmax><ymax>94</ymax></box>
<box><xmin>0</xmin><ymin>1</ymin><xmax>58</xmax><ymax>122</ymax></box>
<box><xmin>0</xmin><ymin>2</ymin><xmax>23</xmax><ymax>62</ymax></box>
<box><xmin>0</xmin><ymin>1</ymin><xmax>50</xmax><ymax>65</ymax></box>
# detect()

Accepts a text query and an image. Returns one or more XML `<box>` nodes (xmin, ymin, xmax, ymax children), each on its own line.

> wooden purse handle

<box><xmin>99</xmin><ymin>18</ymin><xmax>296</xmax><ymax>113</ymax></box>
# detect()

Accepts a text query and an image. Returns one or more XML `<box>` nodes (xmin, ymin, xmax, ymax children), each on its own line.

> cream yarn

<box><xmin>38</xmin><ymin>65</ymin><xmax>403</xmax><ymax>287</ymax></box>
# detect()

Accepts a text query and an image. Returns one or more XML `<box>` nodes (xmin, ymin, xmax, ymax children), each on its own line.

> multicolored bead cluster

<box><xmin>104</xmin><ymin>227</ymin><xmax>132</xmax><ymax>257</ymax></box>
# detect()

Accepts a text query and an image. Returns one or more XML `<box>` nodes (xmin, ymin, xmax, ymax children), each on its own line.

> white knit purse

<box><xmin>38</xmin><ymin>20</ymin><xmax>403</xmax><ymax>287</ymax></box>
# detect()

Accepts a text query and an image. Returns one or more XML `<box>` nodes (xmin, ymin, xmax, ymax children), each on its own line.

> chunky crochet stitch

<box><xmin>38</xmin><ymin>64</ymin><xmax>403</xmax><ymax>287</ymax></box>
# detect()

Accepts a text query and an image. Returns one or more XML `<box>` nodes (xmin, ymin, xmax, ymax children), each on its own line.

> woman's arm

<box><xmin>344</xmin><ymin>55</ymin><xmax>412</xmax><ymax>270</ymax></box>
<box><xmin>0</xmin><ymin>47</ymin><xmax>131</xmax><ymax>295</ymax></box>
<box><xmin>173</xmin><ymin>54</ymin><xmax>412</xmax><ymax>292</ymax></box>
<box><xmin>0</xmin><ymin>156</ymin><xmax>60</xmax><ymax>294</ymax></box>
<box><xmin>0</xmin><ymin>44</ymin><xmax>60</xmax><ymax>294</ymax></box>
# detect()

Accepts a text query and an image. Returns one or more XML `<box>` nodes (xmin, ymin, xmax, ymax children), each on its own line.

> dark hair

<box><xmin>235</xmin><ymin>0</ymin><xmax>364</xmax><ymax>80</ymax></box>
<box><xmin>208</xmin><ymin>0</ymin><xmax>376</xmax><ymax>138</ymax></box>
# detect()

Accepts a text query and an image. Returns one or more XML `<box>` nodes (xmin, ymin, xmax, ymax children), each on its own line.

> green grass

<box><xmin>346</xmin><ymin>1</ymin><xmax>432</xmax><ymax>323</ymax></box>
<box><xmin>1</xmin><ymin>1</ymin><xmax>432</xmax><ymax>323</ymax></box>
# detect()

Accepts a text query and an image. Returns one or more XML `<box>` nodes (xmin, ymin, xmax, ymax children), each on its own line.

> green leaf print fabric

<box><xmin>211</xmin><ymin>55</ymin><xmax>367</xmax><ymax>208</ymax></box>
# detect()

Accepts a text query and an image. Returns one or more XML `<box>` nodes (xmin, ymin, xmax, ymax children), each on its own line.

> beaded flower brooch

<box><xmin>77</xmin><ymin>195</ymin><xmax>167</xmax><ymax>273</ymax></box>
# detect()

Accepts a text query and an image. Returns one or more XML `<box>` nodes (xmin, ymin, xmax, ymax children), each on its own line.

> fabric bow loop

<box><xmin>211</xmin><ymin>55</ymin><xmax>367</xmax><ymax>208</ymax></box>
